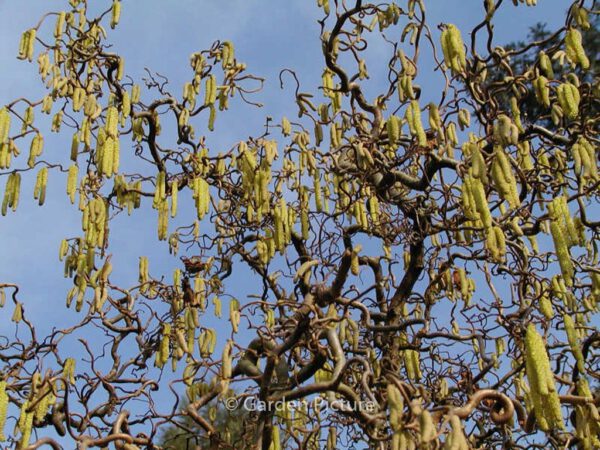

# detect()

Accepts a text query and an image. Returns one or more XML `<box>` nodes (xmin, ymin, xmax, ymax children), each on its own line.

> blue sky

<box><xmin>0</xmin><ymin>0</ymin><xmax>575</xmax><ymax>444</ymax></box>
<box><xmin>0</xmin><ymin>0</ymin><xmax>568</xmax><ymax>328</ymax></box>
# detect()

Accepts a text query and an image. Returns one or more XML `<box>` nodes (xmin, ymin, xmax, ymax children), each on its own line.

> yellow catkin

<box><xmin>192</xmin><ymin>177</ymin><xmax>210</xmax><ymax>220</ymax></box>
<box><xmin>539</xmin><ymin>51</ymin><xmax>554</xmax><ymax>79</ymax></box>
<box><xmin>138</xmin><ymin>256</ymin><xmax>149</xmax><ymax>289</ymax></box>
<box><xmin>563</xmin><ymin>314</ymin><xmax>585</xmax><ymax>374</ymax></box>
<box><xmin>406</xmin><ymin>100</ymin><xmax>427</xmax><ymax>147</ymax></box>
<box><xmin>557</xmin><ymin>82</ymin><xmax>580</xmax><ymax>120</ymax></box>
<box><xmin>54</xmin><ymin>12</ymin><xmax>66</xmax><ymax>38</ymax></box>
<box><xmin>469</xmin><ymin>175</ymin><xmax>492</xmax><ymax>229</ymax></box>
<box><xmin>220</xmin><ymin>340</ymin><xmax>233</xmax><ymax>394</ymax></box>
<box><xmin>18</xmin><ymin>400</ymin><xmax>34</xmax><ymax>448</ymax></box>
<box><xmin>0</xmin><ymin>381</ymin><xmax>7</xmax><ymax>441</ymax></box>
<box><xmin>281</xmin><ymin>117</ymin><xmax>291</xmax><ymax>136</ymax></box>
<box><xmin>486</xmin><ymin>226</ymin><xmax>504</xmax><ymax>262</ymax></box>
<box><xmin>574</xmin><ymin>378</ymin><xmax>600</xmax><ymax>449</ymax></box>
<box><xmin>268</xmin><ymin>425</ymin><xmax>281</xmax><ymax>450</ymax></box>
<box><xmin>388</xmin><ymin>383</ymin><xmax>404</xmax><ymax>431</ymax></box>
<box><xmin>156</xmin><ymin>323</ymin><xmax>171</xmax><ymax>368</ymax></box>
<box><xmin>351</xmin><ymin>245</ymin><xmax>361</xmax><ymax>275</ymax></box>
<box><xmin>170</xmin><ymin>179</ymin><xmax>178</xmax><ymax>218</ymax></box>
<box><xmin>538</xmin><ymin>291</ymin><xmax>554</xmax><ymax>320</ymax></box>
<box><xmin>493</xmin><ymin>115</ymin><xmax>518</xmax><ymax>147</ymax></box>
<box><xmin>33</xmin><ymin>167</ymin><xmax>48</xmax><ymax>206</ymax></box>
<box><xmin>153</xmin><ymin>171</ymin><xmax>166</xmax><ymax>208</ymax></box>
<box><xmin>565</xmin><ymin>28</ymin><xmax>590</xmax><ymax>69</ymax></box>
<box><xmin>19</xmin><ymin>29</ymin><xmax>36</xmax><ymax>61</ymax></box>
<box><xmin>387</xmin><ymin>115</ymin><xmax>400</xmax><ymax>147</ymax></box>
<box><xmin>441</xmin><ymin>24</ymin><xmax>466</xmax><ymax>74</ymax></box>
<box><xmin>213</xmin><ymin>296</ymin><xmax>222</xmax><ymax>317</ymax></box>
<box><xmin>550</xmin><ymin>221</ymin><xmax>574</xmax><ymax>285</ymax></box>
<box><xmin>208</xmin><ymin>329</ymin><xmax>217</xmax><ymax>355</ymax></box>
<box><xmin>2</xmin><ymin>173</ymin><xmax>20</xmax><ymax>215</ymax></box>
<box><xmin>0</xmin><ymin>108</ymin><xmax>11</xmax><ymax>144</ymax></box>
<box><xmin>22</xmin><ymin>106</ymin><xmax>34</xmax><ymax>133</ymax></box>
<box><xmin>131</xmin><ymin>85</ymin><xmax>141</xmax><ymax>105</ymax></box>
<box><xmin>63</xmin><ymin>358</ymin><xmax>76</xmax><ymax>385</ymax></box>
<box><xmin>0</xmin><ymin>143</ymin><xmax>9</xmax><ymax>170</ymax></box>
<box><xmin>469</xmin><ymin>144</ymin><xmax>488</xmax><ymax>183</ymax></box>
<box><xmin>458</xmin><ymin>108</ymin><xmax>470</xmax><ymax>130</ymax></box>
<box><xmin>28</xmin><ymin>133</ymin><xmax>44</xmax><ymax>168</ymax></box>
<box><xmin>446</xmin><ymin>122</ymin><xmax>458</xmax><ymax>147</ymax></box>
<box><xmin>533</xmin><ymin>76</ymin><xmax>550</xmax><ymax>107</ymax></box>
<box><xmin>229</xmin><ymin>299</ymin><xmax>240</xmax><ymax>333</ymax></box>
<box><xmin>204</xmin><ymin>75</ymin><xmax>217</xmax><ymax>106</ymax></box>
<box><xmin>444</xmin><ymin>415</ymin><xmax>469</xmax><ymax>450</ymax></box>
<box><xmin>157</xmin><ymin>199</ymin><xmax>169</xmax><ymax>240</ymax></box>
<box><xmin>524</xmin><ymin>324</ymin><xmax>564</xmax><ymax>431</ymax></box>
<box><xmin>110</xmin><ymin>1</ymin><xmax>121</xmax><ymax>29</ymax></box>
<box><xmin>419</xmin><ymin>409</ymin><xmax>436</xmax><ymax>443</ymax></box>
<box><xmin>491</xmin><ymin>146</ymin><xmax>520</xmax><ymax>209</ymax></box>
<box><xmin>66</xmin><ymin>164</ymin><xmax>78</xmax><ymax>204</ymax></box>
<box><xmin>428</xmin><ymin>103</ymin><xmax>441</xmax><ymax>130</ymax></box>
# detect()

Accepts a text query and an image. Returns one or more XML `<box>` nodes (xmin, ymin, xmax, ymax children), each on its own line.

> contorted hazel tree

<box><xmin>0</xmin><ymin>0</ymin><xmax>599</xmax><ymax>449</ymax></box>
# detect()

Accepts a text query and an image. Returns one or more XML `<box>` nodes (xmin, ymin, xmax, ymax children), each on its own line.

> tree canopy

<box><xmin>0</xmin><ymin>1</ymin><xmax>599</xmax><ymax>449</ymax></box>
